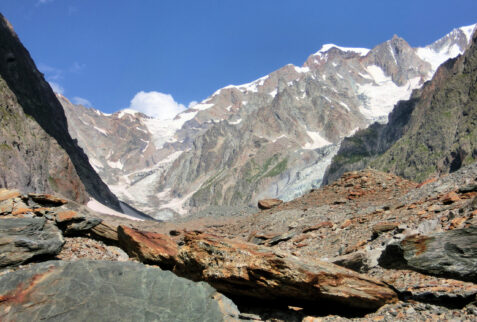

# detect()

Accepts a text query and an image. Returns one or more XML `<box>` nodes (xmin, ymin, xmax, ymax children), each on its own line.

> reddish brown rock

<box><xmin>340</xmin><ymin>219</ymin><xmax>353</xmax><ymax>229</ymax></box>
<box><xmin>372</xmin><ymin>222</ymin><xmax>399</xmax><ymax>235</ymax></box>
<box><xmin>0</xmin><ymin>189</ymin><xmax>20</xmax><ymax>202</ymax></box>
<box><xmin>28</xmin><ymin>193</ymin><xmax>67</xmax><ymax>206</ymax></box>
<box><xmin>302</xmin><ymin>221</ymin><xmax>333</xmax><ymax>233</ymax></box>
<box><xmin>172</xmin><ymin>232</ymin><xmax>397</xmax><ymax>310</ymax></box>
<box><xmin>416</xmin><ymin>177</ymin><xmax>437</xmax><ymax>188</ymax></box>
<box><xmin>118</xmin><ymin>226</ymin><xmax>178</xmax><ymax>268</ymax></box>
<box><xmin>55</xmin><ymin>210</ymin><xmax>79</xmax><ymax>223</ymax></box>
<box><xmin>11</xmin><ymin>207</ymin><xmax>33</xmax><ymax>216</ymax></box>
<box><xmin>440</xmin><ymin>191</ymin><xmax>461</xmax><ymax>204</ymax></box>
<box><xmin>258</xmin><ymin>198</ymin><xmax>283</xmax><ymax>210</ymax></box>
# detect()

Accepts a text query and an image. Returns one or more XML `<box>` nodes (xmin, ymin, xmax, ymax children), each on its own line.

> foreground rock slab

<box><xmin>171</xmin><ymin>232</ymin><xmax>397</xmax><ymax>310</ymax></box>
<box><xmin>0</xmin><ymin>217</ymin><xmax>64</xmax><ymax>267</ymax></box>
<box><xmin>0</xmin><ymin>260</ymin><xmax>240</xmax><ymax>321</ymax></box>
<box><xmin>379</xmin><ymin>226</ymin><xmax>477</xmax><ymax>283</ymax></box>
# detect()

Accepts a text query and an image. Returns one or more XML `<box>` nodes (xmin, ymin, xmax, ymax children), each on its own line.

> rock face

<box><xmin>0</xmin><ymin>217</ymin><xmax>64</xmax><ymax>267</ymax></box>
<box><xmin>0</xmin><ymin>14</ymin><xmax>119</xmax><ymax>209</ymax></box>
<box><xmin>0</xmin><ymin>260</ymin><xmax>240</xmax><ymax>321</ymax></box>
<box><xmin>61</xmin><ymin>24</ymin><xmax>476</xmax><ymax>219</ymax></box>
<box><xmin>324</xmin><ymin>28</ymin><xmax>477</xmax><ymax>185</ymax></box>
<box><xmin>379</xmin><ymin>227</ymin><xmax>477</xmax><ymax>282</ymax></box>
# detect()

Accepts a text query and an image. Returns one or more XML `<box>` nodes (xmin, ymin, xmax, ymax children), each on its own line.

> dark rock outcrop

<box><xmin>379</xmin><ymin>226</ymin><xmax>477</xmax><ymax>283</ymax></box>
<box><xmin>0</xmin><ymin>260</ymin><xmax>240</xmax><ymax>321</ymax></box>
<box><xmin>0</xmin><ymin>217</ymin><xmax>64</xmax><ymax>267</ymax></box>
<box><xmin>0</xmin><ymin>14</ymin><xmax>119</xmax><ymax>210</ymax></box>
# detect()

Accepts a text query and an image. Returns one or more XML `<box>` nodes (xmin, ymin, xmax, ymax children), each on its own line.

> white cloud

<box><xmin>188</xmin><ymin>101</ymin><xmax>198</xmax><ymax>108</ymax></box>
<box><xmin>128</xmin><ymin>91</ymin><xmax>187</xmax><ymax>120</ymax></box>
<box><xmin>37</xmin><ymin>0</ymin><xmax>54</xmax><ymax>5</ymax></box>
<box><xmin>69</xmin><ymin>61</ymin><xmax>85</xmax><ymax>73</ymax></box>
<box><xmin>48</xmin><ymin>81</ymin><xmax>64</xmax><ymax>94</ymax></box>
<box><xmin>39</xmin><ymin>63</ymin><xmax>63</xmax><ymax>81</ymax></box>
<box><xmin>72</xmin><ymin>97</ymin><xmax>92</xmax><ymax>107</ymax></box>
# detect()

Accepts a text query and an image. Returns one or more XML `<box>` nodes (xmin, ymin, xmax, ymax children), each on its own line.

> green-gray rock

<box><xmin>0</xmin><ymin>217</ymin><xmax>64</xmax><ymax>267</ymax></box>
<box><xmin>0</xmin><ymin>260</ymin><xmax>240</xmax><ymax>321</ymax></box>
<box><xmin>378</xmin><ymin>226</ymin><xmax>477</xmax><ymax>283</ymax></box>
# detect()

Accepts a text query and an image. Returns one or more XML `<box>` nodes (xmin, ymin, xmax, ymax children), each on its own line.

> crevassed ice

<box><xmin>303</xmin><ymin>130</ymin><xmax>331</xmax><ymax>150</ymax></box>
<box><xmin>144</xmin><ymin>110</ymin><xmax>197</xmax><ymax>148</ymax></box>
<box><xmin>358</xmin><ymin>65</ymin><xmax>422</xmax><ymax>119</ymax></box>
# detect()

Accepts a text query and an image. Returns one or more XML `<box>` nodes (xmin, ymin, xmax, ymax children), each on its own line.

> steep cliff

<box><xmin>0</xmin><ymin>14</ymin><xmax>120</xmax><ymax>209</ymax></box>
<box><xmin>324</xmin><ymin>29</ymin><xmax>477</xmax><ymax>184</ymax></box>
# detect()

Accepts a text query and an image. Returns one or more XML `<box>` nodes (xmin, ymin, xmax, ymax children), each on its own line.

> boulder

<box><xmin>0</xmin><ymin>217</ymin><xmax>64</xmax><ymax>267</ymax></box>
<box><xmin>172</xmin><ymin>232</ymin><xmax>397</xmax><ymax>310</ymax></box>
<box><xmin>118</xmin><ymin>225</ymin><xmax>178</xmax><ymax>269</ymax></box>
<box><xmin>89</xmin><ymin>221</ymin><xmax>119</xmax><ymax>244</ymax></box>
<box><xmin>258</xmin><ymin>198</ymin><xmax>283</xmax><ymax>210</ymax></box>
<box><xmin>54</xmin><ymin>210</ymin><xmax>101</xmax><ymax>235</ymax></box>
<box><xmin>378</xmin><ymin>226</ymin><xmax>477</xmax><ymax>282</ymax></box>
<box><xmin>0</xmin><ymin>189</ymin><xmax>20</xmax><ymax>202</ymax></box>
<box><xmin>0</xmin><ymin>260</ymin><xmax>240</xmax><ymax>321</ymax></box>
<box><xmin>28</xmin><ymin>193</ymin><xmax>68</xmax><ymax>206</ymax></box>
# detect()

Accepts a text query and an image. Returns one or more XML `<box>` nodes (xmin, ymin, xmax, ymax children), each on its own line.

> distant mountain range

<box><xmin>60</xmin><ymin>23</ymin><xmax>476</xmax><ymax>219</ymax></box>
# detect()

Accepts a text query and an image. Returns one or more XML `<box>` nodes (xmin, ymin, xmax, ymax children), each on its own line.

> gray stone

<box><xmin>379</xmin><ymin>226</ymin><xmax>477</xmax><ymax>282</ymax></box>
<box><xmin>0</xmin><ymin>260</ymin><xmax>241</xmax><ymax>321</ymax></box>
<box><xmin>0</xmin><ymin>217</ymin><xmax>64</xmax><ymax>267</ymax></box>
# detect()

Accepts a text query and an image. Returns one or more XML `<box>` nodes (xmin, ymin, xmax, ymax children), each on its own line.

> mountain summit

<box><xmin>61</xmin><ymin>23</ymin><xmax>476</xmax><ymax>219</ymax></box>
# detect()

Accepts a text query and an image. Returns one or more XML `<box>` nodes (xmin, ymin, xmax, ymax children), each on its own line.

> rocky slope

<box><xmin>0</xmin><ymin>14</ymin><xmax>120</xmax><ymax>210</ymax></box>
<box><xmin>324</xmin><ymin>28</ymin><xmax>477</xmax><ymax>185</ymax></box>
<box><xmin>2</xmin><ymin>160</ymin><xmax>475</xmax><ymax>320</ymax></box>
<box><xmin>61</xmin><ymin>24</ymin><xmax>476</xmax><ymax>219</ymax></box>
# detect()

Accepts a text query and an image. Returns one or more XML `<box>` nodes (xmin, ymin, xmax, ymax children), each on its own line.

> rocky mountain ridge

<box><xmin>61</xmin><ymin>24</ymin><xmax>476</xmax><ymax>219</ymax></box>
<box><xmin>324</xmin><ymin>27</ymin><xmax>477</xmax><ymax>185</ymax></box>
<box><xmin>0</xmin><ymin>13</ymin><xmax>120</xmax><ymax>210</ymax></box>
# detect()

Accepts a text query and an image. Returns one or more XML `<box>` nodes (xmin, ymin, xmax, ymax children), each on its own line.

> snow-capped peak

<box><xmin>460</xmin><ymin>23</ymin><xmax>477</xmax><ymax>42</ymax></box>
<box><xmin>314</xmin><ymin>44</ymin><xmax>370</xmax><ymax>57</ymax></box>
<box><xmin>116</xmin><ymin>108</ymin><xmax>140</xmax><ymax>118</ymax></box>
<box><xmin>416</xmin><ymin>22</ymin><xmax>476</xmax><ymax>71</ymax></box>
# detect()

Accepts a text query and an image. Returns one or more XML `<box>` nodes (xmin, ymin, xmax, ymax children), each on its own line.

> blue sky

<box><xmin>1</xmin><ymin>0</ymin><xmax>476</xmax><ymax>118</ymax></box>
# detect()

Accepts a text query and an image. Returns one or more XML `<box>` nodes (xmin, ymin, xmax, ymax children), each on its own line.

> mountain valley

<box><xmin>1</xmin><ymin>10</ymin><xmax>477</xmax><ymax>322</ymax></box>
<box><xmin>60</xmin><ymin>24</ymin><xmax>476</xmax><ymax>220</ymax></box>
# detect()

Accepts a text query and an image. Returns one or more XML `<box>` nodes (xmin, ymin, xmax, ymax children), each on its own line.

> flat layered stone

<box><xmin>28</xmin><ymin>193</ymin><xmax>68</xmax><ymax>206</ymax></box>
<box><xmin>379</xmin><ymin>226</ymin><xmax>477</xmax><ymax>282</ymax></box>
<box><xmin>0</xmin><ymin>189</ymin><xmax>20</xmax><ymax>202</ymax></box>
<box><xmin>171</xmin><ymin>232</ymin><xmax>397</xmax><ymax>310</ymax></box>
<box><xmin>0</xmin><ymin>260</ymin><xmax>240</xmax><ymax>321</ymax></box>
<box><xmin>0</xmin><ymin>217</ymin><xmax>64</xmax><ymax>267</ymax></box>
